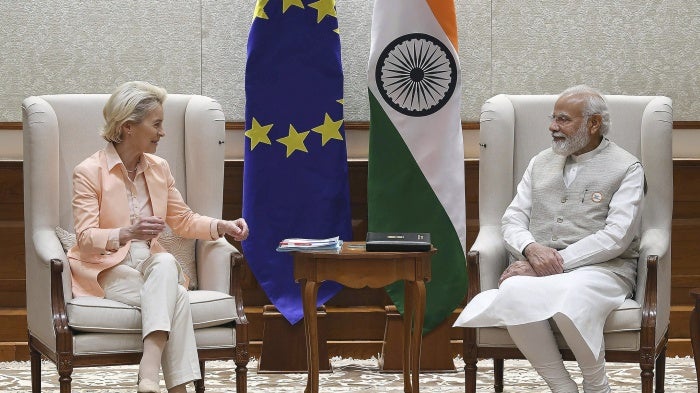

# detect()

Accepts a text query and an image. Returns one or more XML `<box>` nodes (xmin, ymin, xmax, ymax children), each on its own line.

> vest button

<box><xmin>552</xmin><ymin>236</ymin><xmax>558</xmax><ymax>241</ymax></box>
<box><xmin>561</xmin><ymin>197</ymin><xmax>567</xmax><ymax>203</ymax></box>
<box><xmin>557</xmin><ymin>217</ymin><xmax>563</xmax><ymax>223</ymax></box>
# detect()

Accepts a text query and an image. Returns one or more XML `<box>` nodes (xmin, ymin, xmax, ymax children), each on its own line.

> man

<box><xmin>454</xmin><ymin>85</ymin><xmax>645</xmax><ymax>393</ymax></box>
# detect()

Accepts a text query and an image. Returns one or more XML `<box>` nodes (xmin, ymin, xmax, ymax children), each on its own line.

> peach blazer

<box><xmin>67</xmin><ymin>146</ymin><xmax>216</xmax><ymax>298</ymax></box>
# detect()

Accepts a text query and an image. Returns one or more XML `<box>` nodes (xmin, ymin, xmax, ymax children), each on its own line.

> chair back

<box><xmin>478</xmin><ymin>94</ymin><xmax>672</xmax><ymax>343</ymax></box>
<box><xmin>23</xmin><ymin>94</ymin><xmax>226</xmax><ymax>231</ymax></box>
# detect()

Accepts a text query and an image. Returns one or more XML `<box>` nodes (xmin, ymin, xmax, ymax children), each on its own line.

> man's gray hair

<box><xmin>560</xmin><ymin>85</ymin><xmax>610</xmax><ymax>135</ymax></box>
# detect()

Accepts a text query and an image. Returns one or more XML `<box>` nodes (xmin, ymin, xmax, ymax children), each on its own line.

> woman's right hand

<box><xmin>119</xmin><ymin>216</ymin><xmax>166</xmax><ymax>244</ymax></box>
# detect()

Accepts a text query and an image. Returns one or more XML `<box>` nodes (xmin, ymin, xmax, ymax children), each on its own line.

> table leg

<box><xmin>411</xmin><ymin>280</ymin><xmax>426</xmax><ymax>393</ymax></box>
<box><xmin>302</xmin><ymin>280</ymin><xmax>320</xmax><ymax>393</ymax></box>
<box><xmin>403</xmin><ymin>282</ymin><xmax>414</xmax><ymax>393</ymax></box>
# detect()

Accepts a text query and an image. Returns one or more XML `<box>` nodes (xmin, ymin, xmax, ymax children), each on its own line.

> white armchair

<box><xmin>22</xmin><ymin>94</ymin><xmax>249</xmax><ymax>393</ymax></box>
<box><xmin>461</xmin><ymin>94</ymin><xmax>672</xmax><ymax>393</ymax></box>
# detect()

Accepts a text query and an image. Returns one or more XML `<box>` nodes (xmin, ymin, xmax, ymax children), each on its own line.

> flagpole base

<box><xmin>378</xmin><ymin>305</ymin><xmax>457</xmax><ymax>372</ymax></box>
<box><xmin>258</xmin><ymin>304</ymin><xmax>332</xmax><ymax>373</ymax></box>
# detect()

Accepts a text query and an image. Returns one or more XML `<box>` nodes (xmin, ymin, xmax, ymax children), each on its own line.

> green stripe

<box><xmin>367</xmin><ymin>91</ymin><xmax>467</xmax><ymax>333</ymax></box>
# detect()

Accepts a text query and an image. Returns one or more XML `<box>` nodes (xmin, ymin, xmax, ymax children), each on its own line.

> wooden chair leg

<box><xmin>494</xmin><ymin>359</ymin><xmax>504</xmax><ymax>393</ymax></box>
<box><xmin>463</xmin><ymin>327</ymin><xmax>478</xmax><ymax>393</ymax></box>
<box><xmin>640</xmin><ymin>352</ymin><xmax>654</xmax><ymax>393</ymax></box>
<box><xmin>29</xmin><ymin>343</ymin><xmax>41</xmax><ymax>393</ymax></box>
<box><xmin>655</xmin><ymin>347</ymin><xmax>666</xmax><ymax>393</ymax></box>
<box><xmin>235</xmin><ymin>363</ymin><xmax>248</xmax><ymax>393</ymax></box>
<box><xmin>235</xmin><ymin>346</ymin><xmax>249</xmax><ymax>393</ymax></box>
<box><xmin>194</xmin><ymin>361</ymin><xmax>205</xmax><ymax>393</ymax></box>
<box><xmin>57</xmin><ymin>363</ymin><xmax>73</xmax><ymax>393</ymax></box>
<box><xmin>464</xmin><ymin>359</ymin><xmax>477</xmax><ymax>393</ymax></box>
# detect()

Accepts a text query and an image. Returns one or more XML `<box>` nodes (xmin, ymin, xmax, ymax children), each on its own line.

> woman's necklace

<box><xmin>125</xmin><ymin>159</ymin><xmax>140</xmax><ymax>174</ymax></box>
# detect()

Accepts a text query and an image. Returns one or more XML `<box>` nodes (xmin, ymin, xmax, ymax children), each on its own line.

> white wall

<box><xmin>1</xmin><ymin>0</ymin><xmax>698</xmax><ymax>159</ymax></box>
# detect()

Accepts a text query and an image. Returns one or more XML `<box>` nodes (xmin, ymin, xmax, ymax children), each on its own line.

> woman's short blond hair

<box><xmin>101</xmin><ymin>81</ymin><xmax>167</xmax><ymax>143</ymax></box>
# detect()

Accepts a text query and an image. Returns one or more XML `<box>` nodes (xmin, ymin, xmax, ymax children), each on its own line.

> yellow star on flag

<box><xmin>312</xmin><ymin>113</ymin><xmax>344</xmax><ymax>146</ymax></box>
<box><xmin>254</xmin><ymin>0</ymin><xmax>269</xmax><ymax>19</ymax></box>
<box><xmin>277</xmin><ymin>124</ymin><xmax>310</xmax><ymax>157</ymax></box>
<box><xmin>308</xmin><ymin>0</ymin><xmax>336</xmax><ymax>23</ymax></box>
<box><xmin>282</xmin><ymin>0</ymin><xmax>304</xmax><ymax>13</ymax></box>
<box><xmin>245</xmin><ymin>118</ymin><xmax>274</xmax><ymax>150</ymax></box>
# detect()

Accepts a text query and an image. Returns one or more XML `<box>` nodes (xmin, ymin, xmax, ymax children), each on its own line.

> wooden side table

<box><xmin>293</xmin><ymin>241</ymin><xmax>435</xmax><ymax>393</ymax></box>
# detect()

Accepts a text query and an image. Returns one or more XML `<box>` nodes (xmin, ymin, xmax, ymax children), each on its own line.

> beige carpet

<box><xmin>0</xmin><ymin>357</ymin><xmax>697</xmax><ymax>392</ymax></box>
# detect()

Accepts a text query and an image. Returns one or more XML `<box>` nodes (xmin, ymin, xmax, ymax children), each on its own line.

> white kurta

<box><xmin>454</xmin><ymin>139</ymin><xmax>645</xmax><ymax>358</ymax></box>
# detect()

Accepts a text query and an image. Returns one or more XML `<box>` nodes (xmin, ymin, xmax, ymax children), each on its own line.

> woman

<box><xmin>67</xmin><ymin>81</ymin><xmax>248</xmax><ymax>393</ymax></box>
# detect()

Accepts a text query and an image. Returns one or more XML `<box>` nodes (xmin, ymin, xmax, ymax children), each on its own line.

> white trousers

<box><xmin>507</xmin><ymin>315</ymin><xmax>610</xmax><ymax>393</ymax></box>
<box><xmin>98</xmin><ymin>242</ymin><xmax>200</xmax><ymax>388</ymax></box>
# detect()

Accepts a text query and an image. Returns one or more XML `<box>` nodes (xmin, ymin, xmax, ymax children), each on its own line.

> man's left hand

<box><xmin>499</xmin><ymin>260</ymin><xmax>537</xmax><ymax>286</ymax></box>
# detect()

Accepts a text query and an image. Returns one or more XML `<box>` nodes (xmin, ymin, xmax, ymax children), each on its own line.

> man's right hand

<box><xmin>523</xmin><ymin>242</ymin><xmax>564</xmax><ymax>276</ymax></box>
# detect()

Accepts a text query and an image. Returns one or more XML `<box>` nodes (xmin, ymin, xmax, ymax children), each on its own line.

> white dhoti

<box><xmin>454</xmin><ymin>268</ymin><xmax>632</xmax><ymax>392</ymax></box>
<box><xmin>453</xmin><ymin>267</ymin><xmax>631</xmax><ymax>359</ymax></box>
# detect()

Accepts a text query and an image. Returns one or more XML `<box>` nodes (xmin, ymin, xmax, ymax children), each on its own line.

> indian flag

<box><xmin>367</xmin><ymin>0</ymin><xmax>466</xmax><ymax>332</ymax></box>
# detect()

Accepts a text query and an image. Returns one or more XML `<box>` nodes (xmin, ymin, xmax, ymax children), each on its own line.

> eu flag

<box><xmin>243</xmin><ymin>0</ymin><xmax>352</xmax><ymax>324</ymax></box>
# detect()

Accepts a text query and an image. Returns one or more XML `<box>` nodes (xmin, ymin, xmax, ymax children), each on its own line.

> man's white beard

<box><xmin>552</xmin><ymin>122</ymin><xmax>589</xmax><ymax>156</ymax></box>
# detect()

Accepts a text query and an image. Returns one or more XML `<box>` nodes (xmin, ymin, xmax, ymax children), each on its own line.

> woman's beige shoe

<box><xmin>137</xmin><ymin>376</ymin><xmax>161</xmax><ymax>393</ymax></box>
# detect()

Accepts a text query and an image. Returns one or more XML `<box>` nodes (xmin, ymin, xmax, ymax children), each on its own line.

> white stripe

<box><xmin>369</xmin><ymin>0</ymin><xmax>466</xmax><ymax>254</ymax></box>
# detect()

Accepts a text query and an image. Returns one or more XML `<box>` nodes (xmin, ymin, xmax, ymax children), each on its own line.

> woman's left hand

<box><xmin>217</xmin><ymin>218</ymin><xmax>249</xmax><ymax>241</ymax></box>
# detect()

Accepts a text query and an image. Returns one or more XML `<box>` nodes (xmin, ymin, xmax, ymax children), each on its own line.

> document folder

<box><xmin>365</xmin><ymin>232</ymin><xmax>431</xmax><ymax>252</ymax></box>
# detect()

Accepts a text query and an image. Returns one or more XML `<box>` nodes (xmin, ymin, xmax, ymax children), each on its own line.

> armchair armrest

<box><xmin>34</xmin><ymin>228</ymin><xmax>70</xmax><ymax>267</ymax></box>
<box><xmin>196</xmin><ymin>237</ymin><xmax>237</xmax><ymax>293</ymax></box>
<box><xmin>32</xmin><ymin>227</ymin><xmax>74</xmax><ymax>305</ymax></box>
<box><xmin>195</xmin><ymin>237</ymin><xmax>248</xmax><ymax>325</ymax></box>
<box><xmin>463</xmin><ymin>226</ymin><xmax>508</xmax><ymax>377</ymax></box>
<box><xmin>640</xmin><ymin>255</ymin><xmax>658</xmax><ymax>343</ymax></box>
<box><xmin>50</xmin><ymin>259</ymin><xmax>73</xmax><ymax>355</ymax></box>
<box><xmin>469</xmin><ymin>225</ymin><xmax>509</xmax><ymax>293</ymax></box>
<box><xmin>637</xmin><ymin>228</ymin><xmax>671</xmax><ymax>347</ymax></box>
<box><xmin>230</xmin><ymin>251</ymin><xmax>249</xmax><ymax>325</ymax></box>
<box><xmin>636</xmin><ymin>228</ymin><xmax>670</xmax><ymax>304</ymax></box>
<box><xmin>638</xmin><ymin>228</ymin><xmax>670</xmax><ymax>268</ymax></box>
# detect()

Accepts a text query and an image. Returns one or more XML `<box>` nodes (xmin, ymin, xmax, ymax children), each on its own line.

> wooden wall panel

<box><xmin>0</xmin><ymin>162</ymin><xmax>23</xmax><ymax>309</ymax></box>
<box><xmin>671</xmin><ymin>161</ymin><xmax>700</xmax><ymax>317</ymax></box>
<box><xmin>2</xmin><ymin>159</ymin><xmax>700</xmax><ymax>359</ymax></box>
<box><xmin>0</xmin><ymin>227</ymin><xmax>24</xmax><ymax>278</ymax></box>
<box><xmin>0</xmin><ymin>163</ymin><xmax>23</xmax><ymax>221</ymax></box>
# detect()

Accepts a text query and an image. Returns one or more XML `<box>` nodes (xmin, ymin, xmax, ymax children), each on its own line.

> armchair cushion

<box><xmin>602</xmin><ymin>298</ymin><xmax>642</xmax><ymax>333</ymax></box>
<box><xmin>189</xmin><ymin>290</ymin><xmax>239</xmax><ymax>328</ymax></box>
<box><xmin>67</xmin><ymin>297</ymin><xmax>141</xmax><ymax>333</ymax></box>
<box><xmin>67</xmin><ymin>290</ymin><xmax>237</xmax><ymax>333</ymax></box>
<box><xmin>476</xmin><ymin>327</ymin><xmax>641</xmax><ymax>352</ymax></box>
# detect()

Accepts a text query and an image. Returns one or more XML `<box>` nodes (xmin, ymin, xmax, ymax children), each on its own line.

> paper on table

<box><xmin>276</xmin><ymin>236</ymin><xmax>342</xmax><ymax>252</ymax></box>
